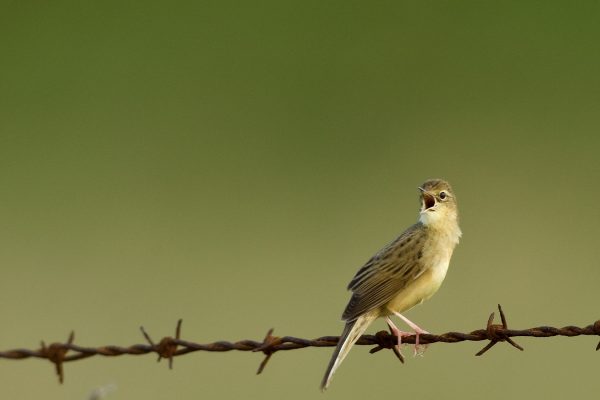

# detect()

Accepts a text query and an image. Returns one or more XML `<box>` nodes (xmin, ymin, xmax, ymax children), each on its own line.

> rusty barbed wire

<box><xmin>1</xmin><ymin>305</ymin><xmax>598</xmax><ymax>384</ymax></box>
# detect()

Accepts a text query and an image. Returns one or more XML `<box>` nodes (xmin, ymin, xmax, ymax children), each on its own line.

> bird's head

<box><xmin>418</xmin><ymin>179</ymin><xmax>458</xmax><ymax>227</ymax></box>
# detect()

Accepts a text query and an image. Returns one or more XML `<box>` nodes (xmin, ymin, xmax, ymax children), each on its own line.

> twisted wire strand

<box><xmin>1</xmin><ymin>305</ymin><xmax>598</xmax><ymax>383</ymax></box>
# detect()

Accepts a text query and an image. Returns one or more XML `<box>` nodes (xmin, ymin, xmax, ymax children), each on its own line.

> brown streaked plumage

<box><xmin>321</xmin><ymin>179</ymin><xmax>461</xmax><ymax>391</ymax></box>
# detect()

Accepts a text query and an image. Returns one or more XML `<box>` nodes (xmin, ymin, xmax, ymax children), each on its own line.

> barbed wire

<box><xmin>1</xmin><ymin>305</ymin><xmax>598</xmax><ymax>383</ymax></box>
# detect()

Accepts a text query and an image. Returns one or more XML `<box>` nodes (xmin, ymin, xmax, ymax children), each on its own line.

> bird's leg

<box><xmin>386</xmin><ymin>317</ymin><xmax>411</xmax><ymax>355</ymax></box>
<box><xmin>393</xmin><ymin>312</ymin><xmax>429</xmax><ymax>356</ymax></box>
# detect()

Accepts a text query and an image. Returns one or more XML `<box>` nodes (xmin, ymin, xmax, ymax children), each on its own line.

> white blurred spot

<box><xmin>88</xmin><ymin>383</ymin><xmax>117</xmax><ymax>400</ymax></box>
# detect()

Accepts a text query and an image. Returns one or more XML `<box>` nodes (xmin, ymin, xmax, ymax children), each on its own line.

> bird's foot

<box><xmin>392</xmin><ymin>311</ymin><xmax>430</xmax><ymax>357</ymax></box>
<box><xmin>412</xmin><ymin>327</ymin><xmax>429</xmax><ymax>357</ymax></box>
<box><xmin>386</xmin><ymin>317</ymin><xmax>412</xmax><ymax>355</ymax></box>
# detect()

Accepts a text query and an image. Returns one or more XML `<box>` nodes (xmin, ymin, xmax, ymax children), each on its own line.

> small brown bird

<box><xmin>321</xmin><ymin>179</ymin><xmax>462</xmax><ymax>390</ymax></box>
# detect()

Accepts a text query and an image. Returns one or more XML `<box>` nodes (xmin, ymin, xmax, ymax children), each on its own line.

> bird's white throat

<box><xmin>419</xmin><ymin>210</ymin><xmax>462</xmax><ymax>246</ymax></box>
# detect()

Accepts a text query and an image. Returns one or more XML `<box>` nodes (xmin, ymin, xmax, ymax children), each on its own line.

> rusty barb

<box><xmin>0</xmin><ymin>305</ymin><xmax>598</xmax><ymax>384</ymax></box>
<box><xmin>140</xmin><ymin>319</ymin><xmax>183</xmax><ymax>369</ymax></box>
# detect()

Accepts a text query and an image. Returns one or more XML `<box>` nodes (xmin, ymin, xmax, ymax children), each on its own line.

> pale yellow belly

<box><xmin>382</xmin><ymin>261</ymin><xmax>448</xmax><ymax>315</ymax></box>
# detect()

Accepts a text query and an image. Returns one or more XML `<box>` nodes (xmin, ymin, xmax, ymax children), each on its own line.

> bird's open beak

<box><xmin>418</xmin><ymin>187</ymin><xmax>436</xmax><ymax>210</ymax></box>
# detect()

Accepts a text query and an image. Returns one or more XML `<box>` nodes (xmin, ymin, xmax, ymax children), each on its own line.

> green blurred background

<box><xmin>1</xmin><ymin>1</ymin><xmax>599</xmax><ymax>399</ymax></box>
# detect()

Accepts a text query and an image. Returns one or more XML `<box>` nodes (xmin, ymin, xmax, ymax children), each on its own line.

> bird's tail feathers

<box><xmin>320</xmin><ymin>310</ymin><xmax>378</xmax><ymax>391</ymax></box>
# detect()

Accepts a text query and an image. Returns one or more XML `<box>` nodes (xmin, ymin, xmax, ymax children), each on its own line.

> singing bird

<box><xmin>321</xmin><ymin>179</ymin><xmax>462</xmax><ymax>390</ymax></box>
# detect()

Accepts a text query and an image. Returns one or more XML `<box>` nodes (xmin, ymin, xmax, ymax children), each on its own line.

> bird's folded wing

<box><xmin>342</xmin><ymin>223</ymin><xmax>427</xmax><ymax>321</ymax></box>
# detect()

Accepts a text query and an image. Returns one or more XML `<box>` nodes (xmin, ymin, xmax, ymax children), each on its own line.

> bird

<box><xmin>320</xmin><ymin>178</ymin><xmax>462</xmax><ymax>391</ymax></box>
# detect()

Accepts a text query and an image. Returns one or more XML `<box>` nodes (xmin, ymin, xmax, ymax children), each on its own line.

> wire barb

<box><xmin>1</xmin><ymin>305</ymin><xmax>598</xmax><ymax>384</ymax></box>
<box><xmin>140</xmin><ymin>319</ymin><xmax>182</xmax><ymax>369</ymax></box>
<box><xmin>475</xmin><ymin>305</ymin><xmax>524</xmax><ymax>356</ymax></box>
<box><xmin>253</xmin><ymin>328</ymin><xmax>282</xmax><ymax>374</ymax></box>
<box><xmin>594</xmin><ymin>320</ymin><xmax>600</xmax><ymax>351</ymax></box>
<box><xmin>369</xmin><ymin>328</ymin><xmax>405</xmax><ymax>363</ymax></box>
<box><xmin>40</xmin><ymin>331</ymin><xmax>75</xmax><ymax>383</ymax></box>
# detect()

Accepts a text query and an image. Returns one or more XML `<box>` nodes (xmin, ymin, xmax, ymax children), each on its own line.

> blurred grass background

<box><xmin>1</xmin><ymin>1</ymin><xmax>599</xmax><ymax>398</ymax></box>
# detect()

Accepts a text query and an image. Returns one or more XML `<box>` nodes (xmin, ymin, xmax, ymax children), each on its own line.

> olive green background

<box><xmin>1</xmin><ymin>1</ymin><xmax>599</xmax><ymax>399</ymax></box>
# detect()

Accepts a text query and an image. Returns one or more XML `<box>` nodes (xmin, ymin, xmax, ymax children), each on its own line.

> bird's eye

<box><xmin>439</xmin><ymin>191</ymin><xmax>447</xmax><ymax>200</ymax></box>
